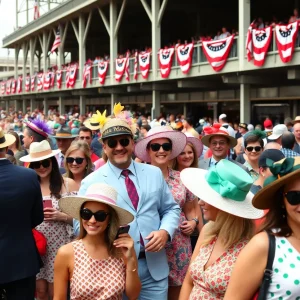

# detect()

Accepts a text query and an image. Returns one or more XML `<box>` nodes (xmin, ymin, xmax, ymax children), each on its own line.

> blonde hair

<box><xmin>64</xmin><ymin>140</ymin><xmax>93</xmax><ymax>179</ymax></box>
<box><xmin>202</xmin><ymin>210</ymin><xmax>255</xmax><ymax>249</ymax></box>
<box><xmin>172</xmin><ymin>142</ymin><xmax>198</xmax><ymax>170</ymax></box>
<box><xmin>78</xmin><ymin>204</ymin><xmax>121</xmax><ymax>258</ymax></box>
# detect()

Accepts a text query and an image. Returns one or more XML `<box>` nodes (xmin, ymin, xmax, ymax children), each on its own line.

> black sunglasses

<box><xmin>30</xmin><ymin>159</ymin><xmax>51</xmax><ymax>169</ymax></box>
<box><xmin>284</xmin><ymin>191</ymin><xmax>300</xmax><ymax>206</ymax></box>
<box><xmin>66</xmin><ymin>157</ymin><xmax>85</xmax><ymax>164</ymax></box>
<box><xmin>107</xmin><ymin>138</ymin><xmax>130</xmax><ymax>149</ymax></box>
<box><xmin>80</xmin><ymin>208</ymin><xmax>110</xmax><ymax>222</ymax></box>
<box><xmin>149</xmin><ymin>142</ymin><xmax>172</xmax><ymax>152</ymax></box>
<box><xmin>246</xmin><ymin>146</ymin><xmax>262</xmax><ymax>152</ymax></box>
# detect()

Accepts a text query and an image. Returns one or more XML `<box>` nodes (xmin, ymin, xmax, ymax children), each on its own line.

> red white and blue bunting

<box><xmin>138</xmin><ymin>51</ymin><xmax>151</xmax><ymax>79</ymax></box>
<box><xmin>17</xmin><ymin>76</ymin><xmax>22</xmax><ymax>93</ymax></box>
<box><xmin>56</xmin><ymin>70</ymin><xmax>62</xmax><ymax>89</ymax></box>
<box><xmin>43</xmin><ymin>71</ymin><xmax>54</xmax><ymax>90</ymax></box>
<box><xmin>115</xmin><ymin>54</ymin><xmax>129</xmax><ymax>82</ymax></box>
<box><xmin>82</xmin><ymin>63</ymin><xmax>92</xmax><ymax>88</ymax></box>
<box><xmin>176</xmin><ymin>43</ymin><xmax>194</xmax><ymax>74</ymax></box>
<box><xmin>158</xmin><ymin>47</ymin><xmax>175</xmax><ymax>78</ymax></box>
<box><xmin>1</xmin><ymin>81</ymin><xmax>6</xmax><ymax>95</ymax></box>
<box><xmin>37</xmin><ymin>73</ymin><xmax>44</xmax><ymax>91</ymax></box>
<box><xmin>11</xmin><ymin>80</ymin><xmax>17</xmax><ymax>94</ymax></box>
<box><xmin>25</xmin><ymin>76</ymin><xmax>30</xmax><ymax>92</ymax></box>
<box><xmin>67</xmin><ymin>64</ymin><xmax>78</xmax><ymax>88</ymax></box>
<box><xmin>202</xmin><ymin>35</ymin><xmax>234</xmax><ymax>72</ymax></box>
<box><xmin>31</xmin><ymin>75</ymin><xmax>35</xmax><ymax>92</ymax></box>
<box><xmin>6</xmin><ymin>80</ymin><xmax>11</xmax><ymax>95</ymax></box>
<box><xmin>98</xmin><ymin>61</ymin><xmax>109</xmax><ymax>85</ymax></box>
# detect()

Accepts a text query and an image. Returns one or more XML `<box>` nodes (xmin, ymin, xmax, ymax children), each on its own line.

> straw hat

<box><xmin>53</xmin><ymin>125</ymin><xmax>78</xmax><ymax>139</ymax></box>
<box><xmin>0</xmin><ymin>127</ymin><xmax>16</xmax><ymax>148</ymax></box>
<box><xmin>20</xmin><ymin>140</ymin><xmax>61</xmax><ymax>162</ymax></box>
<box><xmin>134</xmin><ymin>126</ymin><xmax>187</xmax><ymax>163</ymax></box>
<box><xmin>201</xmin><ymin>126</ymin><xmax>237</xmax><ymax>148</ymax></box>
<box><xmin>101</xmin><ymin>118</ymin><xmax>133</xmax><ymax>139</ymax></box>
<box><xmin>292</xmin><ymin>116</ymin><xmax>300</xmax><ymax>124</ymax></box>
<box><xmin>83</xmin><ymin>118</ymin><xmax>101</xmax><ymax>131</ymax></box>
<box><xmin>59</xmin><ymin>183</ymin><xmax>134</xmax><ymax>225</ymax></box>
<box><xmin>184</xmin><ymin>132</ymin><xmax>203</xmax><ymax>158</ymax></box>
<box><xmin>180</xmin><ymin>160</ymin><xmax>264</xmax><ymax>219</ymax></box>
<box><xmin>252</xmin><ymin>157</ymin><xmax>300</xmax><ymax>209</ymax></box>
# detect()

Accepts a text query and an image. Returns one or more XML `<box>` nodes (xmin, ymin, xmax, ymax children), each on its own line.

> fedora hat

<box><xmin>0</xmin><ymin>127</ymin><xmax>16</xmax><ymax>148</ymax></box>
<box><xmin>20</xmin><ymin>140</ymin><xmax>61</xmax><ymax>162</ymax></box>
<box><xmin>201</xmin><ymin>125</ymin><xmax>237</xmax><ymax>148</ymax></box>
<box><xmin>59</xmin><ymin>183</ymin><xmax>134</xmax><ymax>225</ymax></box>
<box><xmin>134</xmin><ymin>126</ymin><xmax>187</xmax><ymax>163</ymax></box>
<box><xmin>184</xmin><ymin>132</ymin><xmax>203</xmax><ymax>158</ymax></box>
<box><xmin>53</xmin><ymin>125</ymin><xmax>78</xmax><ymax>139</ymax></box>
<box><xmin>83</xmin><ymin>118</ymin><xmax>101</xmax><ymax>131</ymax></box>
<box><xmin>292</xmin><ymin>116</ymin><xmax>300</xmax><ymax>124</ymax></box>
<box><xmin>252</xmin><ymin>157</ymin><xmax>300</xmax><ymax>209</ymax></box>
<box><xmin>180</xmin><ymin>160</ymin><xmax>264</xmax><ymax>219</ymax></box>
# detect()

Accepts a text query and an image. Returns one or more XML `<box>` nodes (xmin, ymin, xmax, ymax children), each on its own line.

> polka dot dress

<box><xmin>267</xmin><ymin>237</ymin><xmax>300</xmax><ymax>299</ymax></box>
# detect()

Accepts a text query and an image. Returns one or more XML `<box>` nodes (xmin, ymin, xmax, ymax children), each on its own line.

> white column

<box><xmin>79</xmin><ymin>14</ymin><xmax>86</xmax><ymax>81</ymax></box>
<box><xmin>23</xmin><ymin>99</ymin><xmax>27</xmax><ymax>113</ymax></box>
<box><xmin>14</xmin><ymin>47</ymin><xmax>19</xmax><ymax>79</ymax></box>
<box><xmin>58</xmin><ymin>97</ymin><xmax>63</xmax><ymax>115</ymax></box>
<box><xmin>5</xmin><ymin>101</ymin><xmax>9</xmax><ymax>112</ymax></box>
<box><xmin>152</xmin><ymin>90</ymin><xmax>160</xmax><ymax>120</ymax></box>
<box><xmin>151</xmin><ymin>0</ymin><xmax>161</xmax><ymax>81</ymax></box>
<box><xmin>238</xmin><ymin>0</ymin><xmax>250</xmax><ymax>69</ymax></box>
<box><xmin>30</xmin><ymin>99</ymin><xmax>35</xmax><ymax>112</ymax></box>
<box><xmin>240</xmin><ymin>83</ymin><xmax>251</xmax><ymax>123</ymax></box>
<box><xmin>43</xmin><ymin>98</ymin><xmax>48</xmax><ymax>115</ymax></box>
<box><xmin>42</xmin><ymin>32</ymin><xmax>48</xmax><ymax>71</ymax></box>
<box><xmin>183</xmin><ymin>103</ymin><xmax>187</xmax><ymax>118</ymax></box>
<box><xmin>111</xmin><ymin>93</ymin><xmax>117</xmax><ymax>115</ymax></box>
<box><xmin>109</xmin><ymin>0</ymin><xmax>117</xmax><ymax>85</ymax></box>
<box><xmin>79</xmin><ymin>96</ymin><xmax>85</xmax><ymax>115</ymax></box>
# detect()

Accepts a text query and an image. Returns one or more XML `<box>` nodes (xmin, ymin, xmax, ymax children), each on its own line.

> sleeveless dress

<box><xmin>266</xmin><ymin>236</ymin><xmax>300</xmax><ymax>299</ymax></box>
<box><xmin>70</xmin><ymin>240</ymin><xmax>126</xmax><ymax>300</ymax></box>
<box><xmin>165</xmin><ymin>168</ymin><xmax>194</xmax><ymax>286</ymax></box>
<box><xmin>189</xmin><ymin>237</ymin><xmax>249</xmax><ymax>299</ymax></box>
<box><xmin>36</xmin><ymin>181</ymin><xmax>75</xmax><ymax>283</ymax></box>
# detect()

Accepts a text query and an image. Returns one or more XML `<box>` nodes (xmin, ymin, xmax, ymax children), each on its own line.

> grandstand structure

<box><xmin>1</xmin><ymin>0</ymin><xmax>300</xmax><ymax>125</ymax></box>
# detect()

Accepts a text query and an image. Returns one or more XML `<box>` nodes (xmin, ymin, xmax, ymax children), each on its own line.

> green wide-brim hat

<box><xmin>252</xmin><ymin>157</ymin><xmax>300</xmax><ymax>209</ymax></box>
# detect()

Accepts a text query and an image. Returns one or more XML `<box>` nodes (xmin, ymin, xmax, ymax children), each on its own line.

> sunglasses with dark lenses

<box><xmin>80</xmin><ymin>208</ymin><xmax>110</xmax><ymax>222</ymax></box>
<box><xmin>149</xmin><ymin>143</ymin><xmax>172</xmax><ymax>152</ymax></box>
<box><xmin>66</xmin><ymin>157</ymin><xmax>85</xmax><ymax>164</ymax></box>
<box><xmin>284</xmin><ymin>191</ymin><xmax>300</xmax><ymax>205</ymax></box>
<box><xmin>246</xmin><ymin>146</ymin><xmax>262</xmax><ymax>152</ymax></box>
<box><xmin>107</xmin><ymin>138</ymin><xmax>130</xmax><ymax>149</ymax></box>
<box><xmin>30</xmin><ymin>159</ymin><xmax>51</xmax><ymax>169</ymax></box>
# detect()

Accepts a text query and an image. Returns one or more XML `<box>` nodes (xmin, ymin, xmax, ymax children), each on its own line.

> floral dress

<box><xmin>165</xmin><ymin>168</ymin><xmax>194</xmax><ymax>286</ymax></box>
<box><xmin>189</xmin><ymin>237</ymin><xmax>249</xmax><ymax>299</ymax></box>
<box><xmin>36</xmin><ymin>188</ymin><xmax>76</xmax><ymax>283</ymax></box>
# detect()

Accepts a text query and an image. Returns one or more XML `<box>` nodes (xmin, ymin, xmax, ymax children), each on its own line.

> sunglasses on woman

<box><xmin>148</xmin><ymin>143</ymin><xmax>172</xmax><ymax>152</ymax></box>
<box><xmin>284</xmin><ymin>191</ymin><xmax>300</xmax><ymax>205</ymax></box>
<box><xmin>30</xmin><ymin>159</ymin><xmax>51</xmax><ymax>169</ymax></box>
<box><xmin>80</xmin><ymin>208</ymin><xmax>110</xmax><ymax>222</ymax></box>
<box><xmin>66</xmin><ymin>157</ymin><xmax>85</xmax><ymax>164</ymax></box>
<box><xmin>246</xmin><ymin>146</ymin><xmax>262</xmax><ymax>152</ymax></box>
<box><xmin>107</xmin><ymin>138</ymin><xmax>130</xmax><ymax>149</ymax></box>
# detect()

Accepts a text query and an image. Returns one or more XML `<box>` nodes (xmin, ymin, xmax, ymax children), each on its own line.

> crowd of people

<box><xmin>0</xmin><ymin>102</ymin><xmax>300</xmax><ymax>300</ymax></box>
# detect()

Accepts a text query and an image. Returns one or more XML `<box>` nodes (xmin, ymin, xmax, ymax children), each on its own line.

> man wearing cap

<box><xmin>267</xmin><ymin>124</ymin><xmax>288</xmax><ymax>146</ymax></box>
<box><xmin>199</xmin><ymin>127</ymin><xmax>248</xmax><ymax>172</ymax></box>
<box><xmin>263</xmin><ymin>118</ymin><xmax>273</xmax><ymax>137</ymax></box>
<box><xmin>292</xmin><ymin>118</ymin><xmax>300</xmax><ymax>153</ymax></box>
<box><xmin>76</xmin><ymin>117</ymin><xmax>180</xmax><ymax>300</ymax></box>
<box><xmin>0</xmin><ymin>128</ymin><xmax>44</xmax><ymax>299</ymax></box>
<box><xmin>218</xmin><ymin>114</ymin><xmax>235</xmax><ymax>137</ymax></box>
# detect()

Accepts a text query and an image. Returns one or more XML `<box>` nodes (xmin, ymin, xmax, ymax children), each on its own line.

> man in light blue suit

<box><xmin>75</xmin><ymin>117</ymin><xmax>180</xmax><ymax>300</ymax></box>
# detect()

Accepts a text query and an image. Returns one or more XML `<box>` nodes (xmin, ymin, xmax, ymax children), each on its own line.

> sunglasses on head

<box><xmin>80</xmin><ymin>208</ymin><xmax>110</xmax><ymax>222</ymax></box>
<box><xmin>284</xmin><ymin>191</ymin><xmax>300</xmax><ymax>206</ymax></box>
<box><xmin>30</xmin><ymin>159</ymin><xmax>51</xmax><ymax>169</ymax></box>
<box><xmin>107</xmin><ymin>138</ymin><xmax>130</xmax><ymax>149</ymax></box>
<box><xmin>149</xmin><ymin>142</ymin><xmax>172</xmax><ymax>152</ymax></box>
<box><xmin>66</xmin><ymin>157</ymin><xmax>85</xmax><ymax>164</ymax></box>
<box><xmin>246</xmin><ymin>146</ymin><xmax>262</xmax><ymax>152</ymax></box>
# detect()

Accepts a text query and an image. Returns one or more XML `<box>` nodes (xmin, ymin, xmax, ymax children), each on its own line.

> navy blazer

<box><xmin>0</xmin><ymin>159</ymin><xmax>44</xmax><ymax>284</ymax></box>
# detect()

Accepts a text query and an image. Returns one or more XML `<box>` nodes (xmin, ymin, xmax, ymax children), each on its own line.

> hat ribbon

<box><xmin>205</xmin><ymin>167</ymin><xmax>248</xmax><ymax>201</ymax></box>
<box><xmin>267</xmin><ymin>157</ymin><xmax>300</xmax><ymax>179</ymax></box>
<box><xmin>85</xmin><ymin>194</ymin><xmax>116</xmax><ymax>205</ymax></box>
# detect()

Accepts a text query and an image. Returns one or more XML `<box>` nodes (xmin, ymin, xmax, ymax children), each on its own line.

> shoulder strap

<box><xmin>266</xmin><ymin>233</ymin><xmax>276</xmax><ymax>271</ymax></box>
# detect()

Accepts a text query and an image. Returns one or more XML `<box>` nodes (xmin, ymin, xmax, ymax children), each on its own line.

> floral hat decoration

<box><xmin>90</xmin><ymin>103</ymin><xmax>136</xmax><ymax>140</ymax></box>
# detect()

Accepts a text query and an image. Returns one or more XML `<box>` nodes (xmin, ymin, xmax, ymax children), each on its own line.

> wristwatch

<box><xmin>191</xmin><ymin>217</ymin><xmax>199</xmax><ymax>225</ymax></box>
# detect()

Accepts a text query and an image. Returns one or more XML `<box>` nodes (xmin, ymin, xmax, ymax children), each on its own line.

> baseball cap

<box><xmin>247</xmin><ymin>124</ymin><xmax>254</xmax><ymax>131</ymax></box>
<box><xmin>219</xmin><ymin>114</ymin><xmax>227</xmax><ymax>120</ymax></box>
<box><xmin>268</xmin><ymin>124</ymin><xmax>288</xmax><ymax>140</ymax></box>
<box><xmin>264</xmin><ymin>119</ymin><xmax>273</xmax><ymax>130</ymax></box>
<box><xmin>258</xmin><ymin>149</ymin><xmax>285</xmax><ymax>168</ymax></box>
<box><xmin>199</xmin><ymin>119</ymin><xmax>205</xmax><ymax>125</ymax></box>
<box><xmin>239</xmin><ymin>123</ymin><xmax>248</xmax><ymax>130</ymax></box>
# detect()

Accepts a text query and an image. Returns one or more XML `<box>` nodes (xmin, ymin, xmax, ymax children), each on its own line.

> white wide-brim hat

<box><xmin>134</xmin><ymin>126</ymin><xmax>187</xmax><ymax>163</ymax></box>
<box><xmin>180</xmin><ymin>160</ymin><xmax>264</xmax><ymax>219</ymax></box>
<box><xmin>185</xmin><ymin>132</ymin><xmax>203</xmax><ymax>158</ymax></box>
<box><xmin>84</xmin><ymin>118</ymin><xmax>101</xmax><ymax>130</ymax></box>
<box><xmin>0</xmin><ymin>128</ymin><xmax>16</xmax><ymax>148</ymax></box>
<box><xmin>20</xmin><ymin>140</ymin><xmax>61</xmax><ymax>162</ymax></box>
<box><xmin>59</xmin><ymin>183</ymin><xmax>134</xmax><ymax>225</ymax></box>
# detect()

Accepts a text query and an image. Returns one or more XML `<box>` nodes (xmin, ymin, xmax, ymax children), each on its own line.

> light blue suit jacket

<box><xmin>77</xmin><ymin>160</ymin><xmax>180</xmax><ymax>281</ymax></box>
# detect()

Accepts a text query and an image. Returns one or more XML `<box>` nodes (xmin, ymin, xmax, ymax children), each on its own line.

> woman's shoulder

<box><xmin>56</xmin><ymin>242</ymin><xmax>74</xmax><ymax>260</ymax></box>
<box><xmin>63</xmin><ymin>177</ymin><xmax>79</xmax><ymax>192</ymax></box>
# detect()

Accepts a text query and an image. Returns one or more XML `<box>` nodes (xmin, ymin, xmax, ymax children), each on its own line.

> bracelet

<box><xmin>126</xmin><ymin>268</ymin><xmax>137</xmax><ymax>272</ymax></box>
<box><xmin>65</xmin><ymin>214</ymin><xmax>68</xmax><ymax>222</ymax></box>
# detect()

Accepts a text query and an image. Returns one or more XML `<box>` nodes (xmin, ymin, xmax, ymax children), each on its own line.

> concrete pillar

<box><xmin>240</xmin><ymin>84</ymin><xmax>251</xmax><ymax>123</ymax></box>
<box><xmin>5</xmin><ymin>101</ymin><xmax>9</xmax><ymax>112</ymax></box>
<box><xmin>111</xmin><ymin>93</ymin><xmax>117</xmax><ymax>115</ymax></box>
<box><xmin>151</xmin><ymin>0</ymin><xmax>161</xmax><ymax>81</ymax></box>
<box><xmin>58</xmin><ymin>97</ymin><xmax>63</xmax><ymax>115</ymax></box>
<box><xmin>238</xmin><ymin>0</ymin><xmax>251</xmax><ymax>69</ymax></box>
<box><xmin>292</xmin><ymin>101</ymin><xmax>298</xmax><ymax>118</ymax></box>
<box><xmin>14</xmin><ymin>47</ymin><xmax>19</xmax><ymax>79</ymax></box>
<box><xmin>183</xmin><ymin>103</ymin><xmax>187</xmax><ymax>118</ymax></box>
<box><xmin>79</xmin><ymin>96</ymin><xmax>85</xmax><ymax>115</ymax></box>
<box><xmin>213</xmin><ymin>103</ymin><xmax>218</xmax><ymax>121</ymax></box>
<box><xmin>109</xmin><ymin>0</ymin><xmax>118</xmax><ymax>85</ymax></box>
<box><xmin>43</xmin><ymin>98</ymin><xmax>48</xmax><ymax>115</ymax></box>
<box><xmin>42</xmin><ymin>31</ymin><xmax>49</xmax><ymax>71</ymax></box>
<box><xmin>152</xmin><ymin>90</ymin><xmax>160</xmax><ymax>120</ymax></box>
<box><xmin>79</xmin><ymin>14</ymin><xmax>86</xmax><ymax>81</ymax></box>
<box><xmin>30</xmin><ymin>99</ymin><xmax>35</xmax><ymax>112</ymax></box>
<box><xmin>23</xmin><ymin>99</ymin><xmax>27</xmax><ymax>113</ymax></box>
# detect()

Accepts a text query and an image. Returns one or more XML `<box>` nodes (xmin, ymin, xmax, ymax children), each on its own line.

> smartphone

<box><xmin>43</xmin><ymin>199</ymin><xmax>53</xmax><ymax>209</ymax></box>
<box><xmin>115</xmin><ymin>225</ymin><xmax>130</xmax><ymax>240</ymax></box>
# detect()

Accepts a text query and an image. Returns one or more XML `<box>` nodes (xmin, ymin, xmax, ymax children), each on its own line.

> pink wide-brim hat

<box><xmin>184</xmin><ymin>132</ymin><xmax>203</xmax><ymax>158</ymax></box>
<box><xmin>134</xmin><ymin>126</ymin><xmax>187</xmax><ymax>163</ymax></box>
